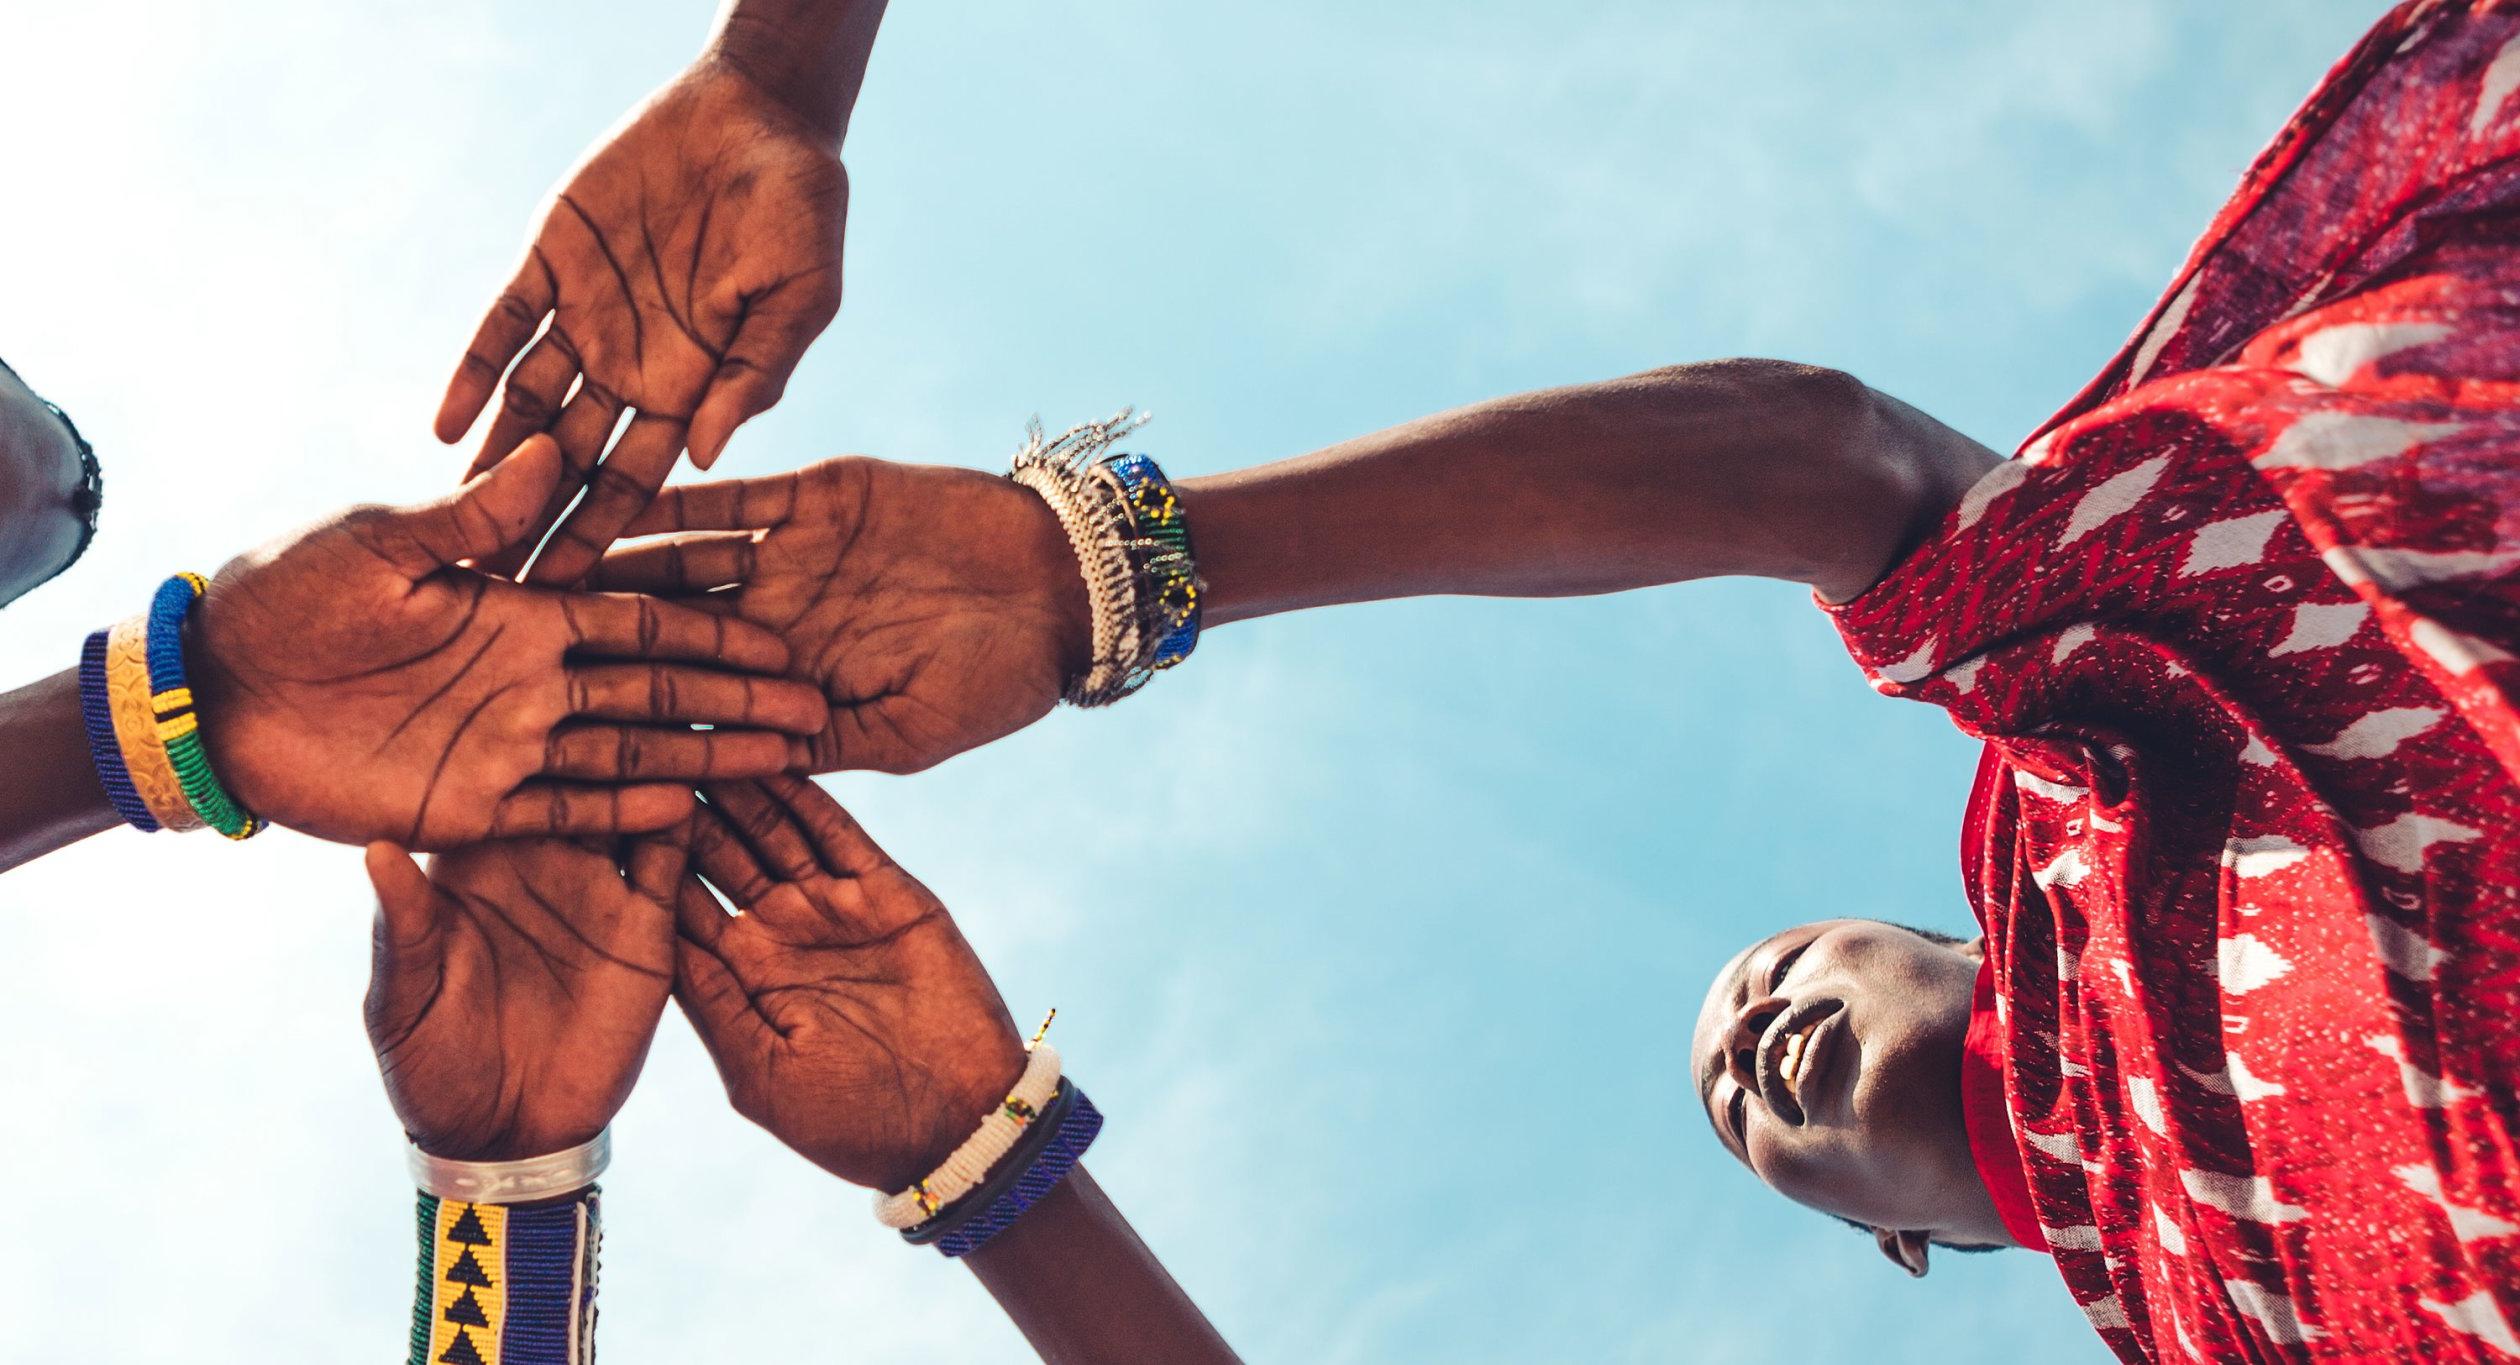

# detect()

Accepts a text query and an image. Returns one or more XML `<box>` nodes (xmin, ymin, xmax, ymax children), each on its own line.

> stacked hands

<box><xmin>68</xmin><ymin>43</ymin><xmax>1210</xmax><ymax>1362</ymax></box>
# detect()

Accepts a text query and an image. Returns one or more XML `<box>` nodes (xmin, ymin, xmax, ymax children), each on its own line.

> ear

<box><xmin>1874</xmin><ymin>1227</ymin><xmax>1931</xmax><ymax>1278</ymax></box>
<box><xmin>1961</xmin><ymin>935</ymin><xmax>1986</xmax><ymax>963</ymax></box>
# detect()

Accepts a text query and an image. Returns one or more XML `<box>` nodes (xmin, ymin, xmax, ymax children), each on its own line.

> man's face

<box><xmin>1691</xmin><ymin>919</ymin><xmax>1983</xmax><ymax>1236</ymax></box>
<box><xmin>0</xmin><ymin>363</ymin><xmax>91</xmax><ymax>607</ymax></box>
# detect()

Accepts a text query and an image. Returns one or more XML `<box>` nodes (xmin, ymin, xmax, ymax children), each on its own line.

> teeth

<box><xmin>1777</xmin><ymin>1018</ymin><xmax>1820</xmax><ymax>1101</ymax></box>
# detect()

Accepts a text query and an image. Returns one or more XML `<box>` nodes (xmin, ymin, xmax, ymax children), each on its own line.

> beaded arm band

<box><xmin>1008</xmin><ymin>412</ymin><xmax>1203</xmax><ymax>707</ymax></box>
<box><xmin>412</xmin><ymin>1189</ymin><xmax>601</xmax><ymax>1365</ymax></box>
<box><xmin>408</xmin><ymin>1133</ymin><xmax>610</xmax><ymax>1365</ymax></box>
<box><xmin>75</xmin><ymin>573</ymin><xmax>261</xmax><ymax>839</ymax></box>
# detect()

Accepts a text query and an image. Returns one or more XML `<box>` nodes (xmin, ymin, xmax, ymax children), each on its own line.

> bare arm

<box><xmin>0</xmin><ymin>668</ymin><xmax>116</xmax><ymax>872</ymax></box>
<box><xmin>705</xmin><ymin>0</ymin><xmax>892</xmax><ymax>146</ymax></box>
<box><xmin>1182</xmin><ymin>358</ymin><xmax>2002</xmax><ymax>618</ymax></box>
<box><xmin>965</xmin><ymin>1165</ymin><xmax>1239</xmax><ymax>1364</ymax></box>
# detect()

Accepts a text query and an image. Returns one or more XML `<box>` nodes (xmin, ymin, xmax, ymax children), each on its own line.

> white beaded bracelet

<box><xmin>874</xmin><ymin>1043</ymin><xmax>1064</xmax><ymax>1229</ymax></box>
<box><xmin>1009</xmin><ymin>410</ymin><xmax>1165</xmax><ymax>707</ymax></box>
<box><xmin>408</xmin><ymin>1128</ymin><xmax>611</xmax><ymax>1204</ymax></box>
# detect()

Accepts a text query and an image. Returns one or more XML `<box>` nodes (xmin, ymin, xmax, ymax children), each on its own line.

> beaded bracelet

<box><xmin>412</xmin><ymin>1188</ymin><xmax>601</xmax><ymax>1365</ymax></box>
<box><xmin>146</xmin><ymin>574</ymin><xmax>260</xmax><ymax>839</ymax></box>
<box><xmin>873</xmin><ymin>1041</ymin><xmax>1064</xmax><ymax>1229</ymax></box>
<box><xmin>77</xmin><ymin>574</ymin><xmax>261</xmax><ymax>839</ymax></box>
<box><xmin>900</xmin><ymin>1079</ymin><xmax>1106</xmax><ymax>1259</ymax></box>
<box><xmin>1008</xmin><ymin>412</ymin><xmax>1204</xmax><ymax>707</ymax></box>
<box><xmin>76</xmin><ymin>629</ymin><xmax>157</xmax><ymax>831</ymax></box>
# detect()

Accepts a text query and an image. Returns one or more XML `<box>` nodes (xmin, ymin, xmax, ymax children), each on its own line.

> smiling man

<box><xmin>1691</xmin><ymin>920</ymin><xmax>2013</xmax><ymax>1278</ymax></box>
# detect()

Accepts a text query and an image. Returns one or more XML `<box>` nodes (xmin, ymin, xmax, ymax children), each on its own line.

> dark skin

<box><xmin>672</xmin><ymin>774</ymin><xmax>1238</xmax><ymax>1363</ymax></box>
<box><xmin>1690</xmin><ymin>919</ymin><xmax>2012</xmax><ymax>1276</ymax></box>
<box><xmin>597</xmin><ymin>359</ymin><xmax>2000</xmax><ymax>774</ymax></box>
<box><xmin>439</xmin><ymin>0</ymin><xmax>886</xmax><ymax>586</ymax></box>
<box><xmin>364</xmin><ymin>832</ymin><xmax>684</xmax><ymax>1161</ymax></box>
<box><xmin>0</xmin><ymin>362</ymin><xmax>87</xmax><ymax>609</ymax></box>
<box><xmin>0</xmin><ymin>434</ymin><xmax>828</xmax><ymax>872</ymax></box>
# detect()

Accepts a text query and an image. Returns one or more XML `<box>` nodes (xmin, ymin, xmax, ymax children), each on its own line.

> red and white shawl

<box><xmin>1828</xmin><ymin>3</ymin><xmax>2520</xmax><ymax>1358</ymax></box>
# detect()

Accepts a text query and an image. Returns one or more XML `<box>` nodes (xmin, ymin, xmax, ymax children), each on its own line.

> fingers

<box><xmin>623</xmin><ymin>471</ymin><xmax>800</xmax><ymax>536</ymax></box>
<box><xmin>470</xmin><ymin>333</ymin><xmax>581</xmax><ymax>481</ymax></box>
<box><xmin>547</xmin><ymin>383</ymin><xmax>628</xmax><ymax>489</ymax></box>
<box><xmin>364</xmin><ymin>841</ymin><xmax>441</xmax><ymax>957</ymax></box>
<box><xmin>490</xmin><ymin>781</ymin><xmax>695</xmax><ymax>837</ymax></box>
<box><xmin>438</xmin><ymin>252</ymin><xmax>556</xmax><ymax>443</ymax></box>
<box><xmin>563</xmin><ymin>663</ymin><xmax>827</xmax><ymax>733</ymax></box>
<box><xmin>542</xmin><ymin>724</ymin><xmax>795</xmax><ymax>782</ymax></box>
<box><xmin>700</xmin><ymin>779</ymin><xmax>823</xmax><ymax>884</ymax></box>
<box><xmin>558</xmin><ymin>592</ymin><xmax>792</xmax><ymax>673</ymax></box>
<box><xmin>688</xmin><ymin>795</ymin><xmax>775</xmax><ymax>905</ymax></box>
<box><xmin>382</xmin><ymin>435</ymin><xmax>566</xmax><ymax>575</ymax></box>
<box><xmin>687</xmin><ymin>293</ymin><xmax>839</xmax><ymax>469</ymax></box>
<box><xmin>526</xmin><ymin>412</ymin><xmax>686</xmax><ymax>587</ymax></box>
<box><xmin>624</xmin><ymin>824</ymin><xmax>691</xmax><ymax>906</ymax></box>
<box><xmin>671</xmin><ymin>883</ymin><xmax>779</xmax><ymax>1060</ymax></box>
<box><xmin>585</xmin><ymin>533</ymin><xmax>759</xmax><ymax>594</ymax></box>
<box><xmin>758</xmin><ymin>772</ymin><xmax>889</xmax><ymax>878</ymax></box>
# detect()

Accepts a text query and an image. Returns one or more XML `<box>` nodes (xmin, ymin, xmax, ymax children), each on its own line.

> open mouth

<box><xmin>1758</xmin><ymin>998</ymin><xmax>1844</xmax><ymax>1125</ymax></box>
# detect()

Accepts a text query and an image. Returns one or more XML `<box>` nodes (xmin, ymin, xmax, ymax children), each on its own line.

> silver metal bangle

<box><xmin>407</xmin><ymin>1129</ymin><xmax>611</xmax><ymax>1203</ymax></box>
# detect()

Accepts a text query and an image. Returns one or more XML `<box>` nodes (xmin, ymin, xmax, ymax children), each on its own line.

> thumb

<box><xmin>365</xmin><ymin>841</ymin><xmax>443</xmax><ymax>968</ymax></box>
<box><xmin>385</xmin><ymin>434</ymin><xmax>565</xmax><ymax>573</ymax></box>
<box><xmin>363</xmin><ymin>841</ymin><xmax>447</xmax><ymax>1042</ymax></box>
<box><xmin>686</xmin><ymin>306</ymin><xmax>828</xmax><ymax>469</ymax></box>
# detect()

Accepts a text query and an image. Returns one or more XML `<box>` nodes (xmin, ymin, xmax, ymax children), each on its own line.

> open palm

<box><xmin>438</xmin><ymin>61</ymin><xmax>849</xmax><ymax>585</ymax></box>
<box><xmin>190</xmin><ymin>437</ymin><xmax>826</xmax><ymax>848</ymax></box>
<box><xmin>596</xmin><ymin>456</ymin><xmax>1090</xmax><ymax>775</ymax></box>
<box><xmin>365</xmin><ymin>834</ymin><xmax>682</xmax><ymax>1161</ymax></box>
<box><xmin>672</xmin><ymin>775</ymin><xmax>1027</xmax><ymax>1191</ymax></box>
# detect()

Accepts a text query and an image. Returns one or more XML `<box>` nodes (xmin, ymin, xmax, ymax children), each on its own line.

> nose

<box><xmin>1723</xmin><ymin>995</ymin><xmax>1786</xmax><ymax>1093</ymax></box>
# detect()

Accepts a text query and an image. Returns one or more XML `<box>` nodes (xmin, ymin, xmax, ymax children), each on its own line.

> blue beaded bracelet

<box><xmin>76</xmin><ymin>628</ymin><xmax>160</xmax><ymax>831</ymax></box>
<box><xmin>929</xmin><ymin>1083</ymin><xmax>1104</xmax><ymax>1259</ymax></box>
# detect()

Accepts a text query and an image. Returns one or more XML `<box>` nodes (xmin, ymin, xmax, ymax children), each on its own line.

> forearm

<box><xmin>965</xmin><ymin>1165</ymin><xmax>1238</xmax><ymax>1364</ymax></box>
<box><xmin>703</xmin><ymin>0</ymin><xmax>889</xmax><ymax>145</ymax></box>
<box><xmin>1178</xmin><ymin>358</ymin><xmax>2001</xmax><ymax>621</ymax></box>
<box><xmin>0</xmin><ymin>667</ymin><xmax>116</xmax><ymax>872</ymax></box>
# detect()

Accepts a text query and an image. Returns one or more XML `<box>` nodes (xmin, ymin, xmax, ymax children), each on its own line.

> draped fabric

<box><xmin>1827</xmin><ymin>3</ymin><xmax>2520</xmax><ymax>1357</ymax></box>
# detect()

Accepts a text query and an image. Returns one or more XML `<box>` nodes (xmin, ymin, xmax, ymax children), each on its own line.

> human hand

<box><xmin>190</xmin><ymin>436</ymin><xmax>826</xmax><ymax>849</ymax></box>
<box><xmin>592</xmin><ymin>457</ymin><xmax>1090</xmax><ymax>774</ymax></box>
<box><xmin>671</xmin><ymin>774</ymin><xmax>1028</xmax><ymax>1190</ymax></box>
<box><xmin>364</xmin><ymin>833</ymin><xmax>681</xmax><ymax>1161</ymax></box>
<box><xmin>436</xmin><ymin>59</ymin><xmax>849</xmax><ymax>585</ymax></box>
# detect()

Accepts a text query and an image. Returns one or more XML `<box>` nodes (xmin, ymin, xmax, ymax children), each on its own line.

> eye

<box><xmin>1769</xmin><ymin>941</ymin><xmax>1810</xmax><ymax>993</ymax></box>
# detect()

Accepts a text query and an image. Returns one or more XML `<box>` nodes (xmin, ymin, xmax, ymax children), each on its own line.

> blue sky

<box><xmin>0</xmin><ymin>2</ymin><xmax>2387</xmax><ymax>1360</ymax></box>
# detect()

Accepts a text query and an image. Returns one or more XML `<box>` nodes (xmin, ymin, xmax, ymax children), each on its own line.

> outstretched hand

<box><xmin>191</xmin><ymin>436</ymin><xmax>826</xmax><ymax>849</ymax></box>
<box><xmin>364</xmin><ymin>833</ymin><xmax>682</xmax><ymax>1161</ymax></box>
<box><xmin>593</xmin><ymin>456</ymin><xmax>1090</xmax><ymax>775</ymax></box>
<box><xmin>672</xmin><ymin>774</ymin><xmax>1028</xmax><ymax>1191</ymax></box>
<box><xmin>436</xmin><ymin>60</ymin><xmax>849</xmax><ymax>586</ymax></box>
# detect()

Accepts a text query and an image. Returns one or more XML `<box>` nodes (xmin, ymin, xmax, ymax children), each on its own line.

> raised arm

<box><xmin>1180</xmin><ymin>358</ymin><xmax>2000</xmax><ymax>615</ymax></box>
<box><xmin>597</xmin><ymin>359</ymin><xmax>2001</xmax><ymax>772</ymax></box>
<box><xmin>364</xmin><ymin>832</ymin><xmax>687</xmax><ymax>1364</ymax></box>
<box><xmin>436</xmin><ymin>0</ymin><xmax>890</xmax><ymax>584</ymax></box>
<box><xmin>671</xmin><ymin>775</ymin><xmax>1238</xmax><ymax>1362</ymax></box>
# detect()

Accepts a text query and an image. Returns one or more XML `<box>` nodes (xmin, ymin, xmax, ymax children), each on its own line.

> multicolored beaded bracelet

<box><xmin>412</xmin><ymin>1188</ymin><xmax>601</xmax><ymax>1365</ymax></box>
<box><xmin>77</xmin><ymin>574</ymin><xmax>262</xmax><ymax>838</ymax></box>
<box><xmin>1008</xmin><ymin>412</ymin><xmax>1205</xmax><ymax>707</ymax></box>
<box><xmin>143</xmin><ymin>573</ymin><xmax>260</xmax><ymax>839</ymax></box>
<box><xmin>1105</xmin><ymin>451</ymin><xmax>1202</xmax><ymax>671</ymax></box>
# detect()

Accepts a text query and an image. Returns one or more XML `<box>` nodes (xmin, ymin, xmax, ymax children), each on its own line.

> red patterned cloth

<box><xmin>1827</xmin><ymin>3</ymin><xmax>2520</xmax><ymax>1359</ymax></box>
